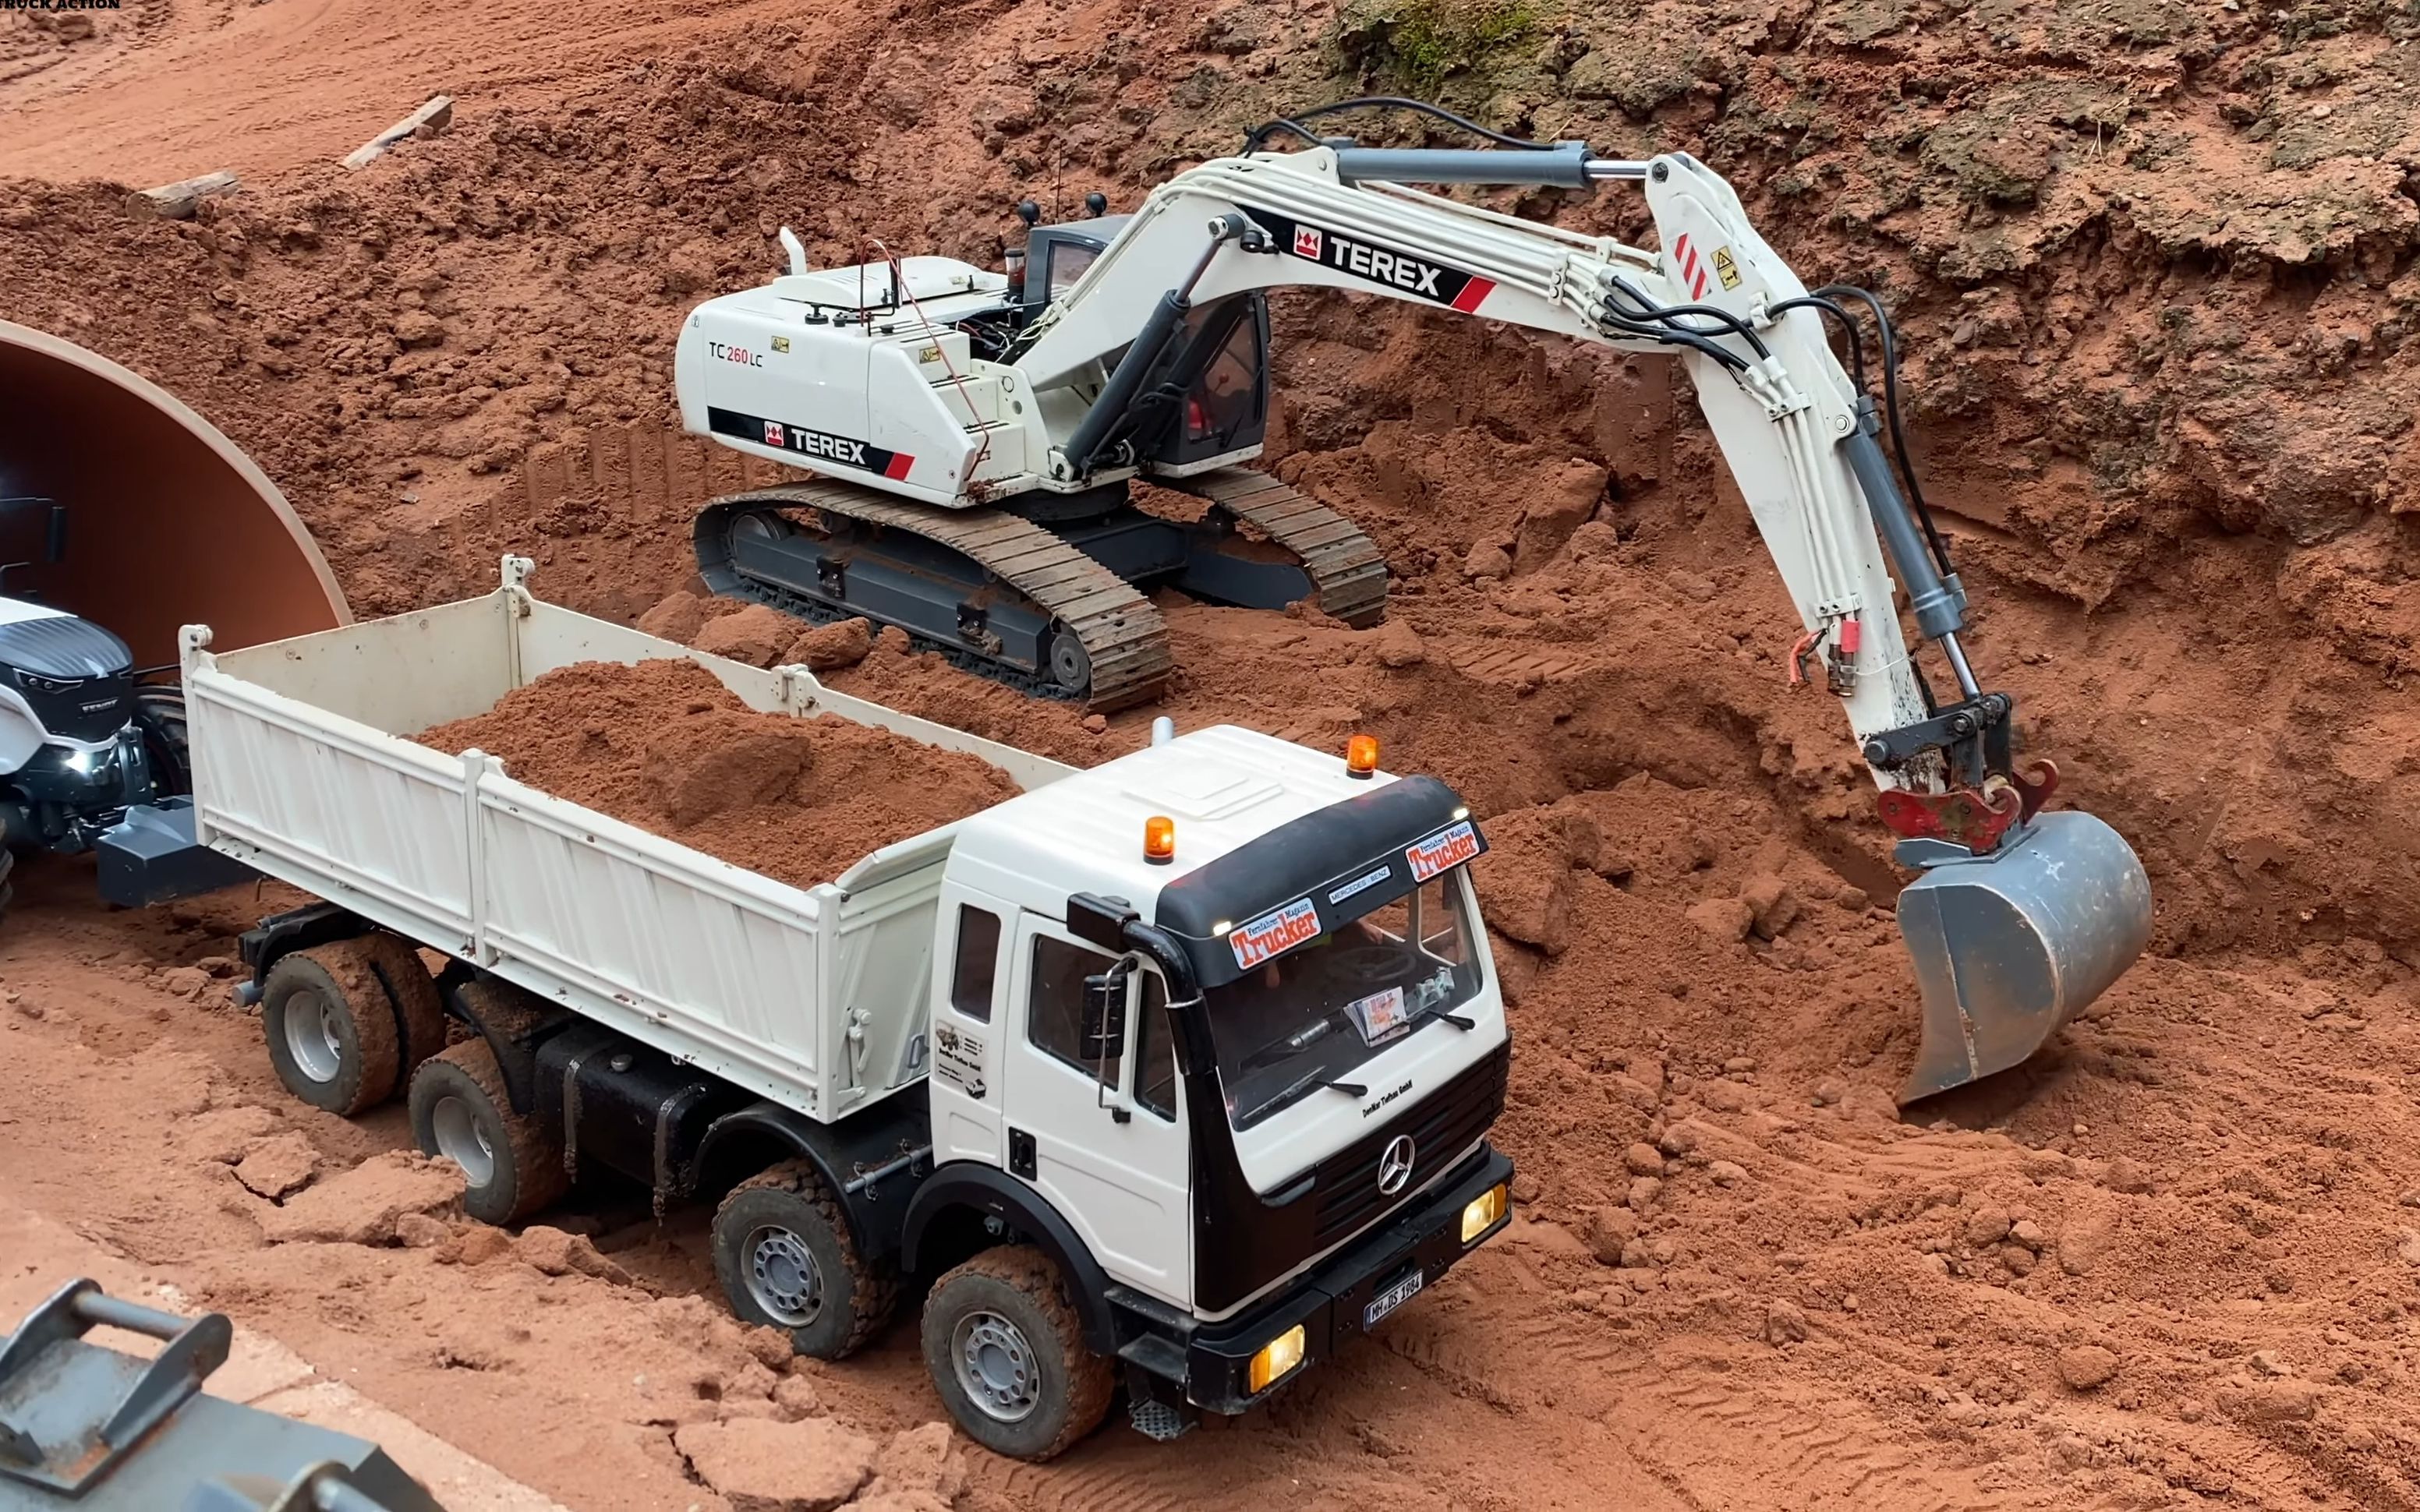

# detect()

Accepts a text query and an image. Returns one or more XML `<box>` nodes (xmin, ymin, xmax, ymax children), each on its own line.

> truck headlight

<box><xmin>1247</xmin><ymin>1324</ymin><xmax>1306</xmax><ymax>1394</ymax></box>
<box><xmin>1460</xmin><ymin>1183</ymin><xmax>1509</xmax><ymax>1245</ymax></box>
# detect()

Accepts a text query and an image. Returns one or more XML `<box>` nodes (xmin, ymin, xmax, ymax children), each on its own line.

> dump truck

<box><xmin>100</xmin><ymin>559</ymin><xmax>1515</xmax><ymax>1460</ymax></box>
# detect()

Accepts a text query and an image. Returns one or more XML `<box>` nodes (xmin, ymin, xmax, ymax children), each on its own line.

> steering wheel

<box><xmin>1325</xmin><ymin>941</ymin><xmax>1415</xmax><ymax>984</ymax></box>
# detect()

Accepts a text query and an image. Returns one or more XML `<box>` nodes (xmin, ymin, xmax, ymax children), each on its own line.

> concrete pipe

<box><xmin>0</xmin><ymin>320</ymin><xmax>348</xmax><ymax>665</ymax></box>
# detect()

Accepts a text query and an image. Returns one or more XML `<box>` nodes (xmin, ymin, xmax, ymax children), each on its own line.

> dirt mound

<box><xmin>415</xmin><ymin>658</ymin><xmax>1020</xmax><ymax>889</ymax></box>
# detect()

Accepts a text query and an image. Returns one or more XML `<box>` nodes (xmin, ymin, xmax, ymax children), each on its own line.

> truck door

<box><xmin>1002</xmin><ymin>914</ymin><xmax>1190</xmax><ymax>1307</ymax></box>
<box><xmin>928</xmin><ymin>888</ymin><xmax>1010</xmax><ymax>1168</ymax></box>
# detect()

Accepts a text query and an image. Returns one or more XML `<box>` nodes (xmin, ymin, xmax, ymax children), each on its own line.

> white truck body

<box><xmin>180</xmin><ymin>560</ymin><xmax>1073</xmax><ymax>1125</ymax></box>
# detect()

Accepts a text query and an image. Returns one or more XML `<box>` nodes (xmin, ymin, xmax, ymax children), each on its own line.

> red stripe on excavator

<box><xmin>1449</xmin><ymin>277</ymin><xmax>1495</xmax><ymax>313</ymax></box>
<box><xmin>883</xmin><ymin>453</ymin><xmax>915</xmax><ymax>481</ymax></box>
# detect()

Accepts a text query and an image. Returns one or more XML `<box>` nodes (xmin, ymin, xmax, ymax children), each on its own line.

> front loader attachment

<box><xmin>1894</xmin><ymin>810</ymin><xmax>2152</xmax><ymax>1103</ymax></box>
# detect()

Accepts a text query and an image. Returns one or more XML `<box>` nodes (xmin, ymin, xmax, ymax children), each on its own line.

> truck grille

<box><xmin>1309</xmin><ymin>1042</ymin><xmax>1509</xmax><ymax>1249</ymax></box>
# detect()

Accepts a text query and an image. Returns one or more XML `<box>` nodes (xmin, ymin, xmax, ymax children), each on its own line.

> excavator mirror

<box><xmin>44</xmin><ymin>500</ymin><xmax>65</xmax><ymax>564</ymax></box>
<box><xmin>1015</xmin><ymin>199</ymin><xmax>1041</xmax><ymax>228</ymax></box>
<box><xmin>1084</xmin><ymin>192</ymin><xmax>1108</xmax><ymax>217</ymax></box>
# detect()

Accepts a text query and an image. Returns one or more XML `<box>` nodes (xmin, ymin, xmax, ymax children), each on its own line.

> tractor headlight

<box><xmin>14</xmin><ymin>669</ymin><xmax>74</xmax><ymax>695</ymax></box>
<box><xmin>1460</xmin><ymin>1183</ymin><xmax>1509</xmax><ymax>1245</ymax></box>
<box><xmin>1247</xmin><ymin>1324</ymin><xmax>1305</xmax><ymax>1394</ymax></box>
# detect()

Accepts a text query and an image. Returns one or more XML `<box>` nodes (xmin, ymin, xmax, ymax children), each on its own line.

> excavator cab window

<box><xmin>1150</xmin><ymin>295</ymin><xmax>1269</xmax><ymax>467</ymax></box>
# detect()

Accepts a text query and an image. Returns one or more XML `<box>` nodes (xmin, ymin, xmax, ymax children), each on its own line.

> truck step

<box><xmin>1127</xmin><ymin>1396</ymin><xmax>1195</xmax><ymax>1443</ymax></box>
<box><xmin>1114</xmin><ymin>1331</ymin><xmax>1190</xmax><ymax>1383</ymax></box>
<box><xmin>1162</xmin><ymin>467</ymin><xmax>1389</xmax><ymax>627</ymax></box>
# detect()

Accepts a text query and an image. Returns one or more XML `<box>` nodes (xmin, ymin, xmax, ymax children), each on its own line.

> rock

<box><xmin>1684</xmin><ymin>897</ymin><xmax>1753</xmax><ymax>943</ymax></box>
<box><xmin>515</xmin><ymin>1224</ymin><xmax>631</xmax><ymax>1283</ymax></box>
<box><xmin>2398</xmin><ymin>1187</ymin><xmax>2420</xmax><ymax>1208</ymax></box>
<box><xmin>197</xmin><ymin>955</ymin><xmax>240</xmax><ymax>978</ymax></box>
<box><xmin>394</xmin><ymin>1213</ymin><xmax>451</xmax><ymax>1249</ymax></box>
<box><xmin>232</xmin><ymin>1131</ymin><xmax>320</xmax><ymax>1199</ymax></box>
<box><xmin>1764</xmin><ymin>1299</ymin><xmax>1809</xmax><ymax>1345</ymax></box>
<box><xmin>1738</xmin><ymin>873</ymin><xmax>1797</xmax><ymax>939</ymax></box>
<box><xmin>692</xmin><ymin>603</ymin><xmax>805</xmax><ymax>668</ymax></box>
<box><xmin>2008</xmin><ymin>1218</ymin><xmax>2047</xmax><ymax>1251</ymax></box>
<box><xmin>1463</xmin><ymin>542</ymin><xmax>1512</xmax><ymax>581</ymax></box>
<box><xmin>1811</xmin><ymin>1079</ymin><xmax>1846</xmax><ymax>1107</ymax></box>
<box><xmin>1583</xmin><ymin>1206</ymin><xmax>1639</xmax><ymax>1265</ymax></box>
<box><xmin>771</xmin><ymin>1373</ymin><xmax>823</xmax><ymax>1420</ymax></box>
<box><xmin>161</xmin><ymin>965</ymin><xmax>214</xmax><ymax>1000</ymax></box>
<box><xmin>1708</xmin><ymin>1160</ymin><xmax>1748</xmax><ymax>1188</ymax></box>
<box><xmin>392</xmin><ymin>310</ymin><xmax>445</xmax><ymax>348</ymax></box>
<box><xmin>1470</xmin><ymin>804</ymin><xmax>1600</xmax><ymax>956</ymax></box>
<box><xmin>637</xmin><ymin>591</ymin><xmax>713</xmax><ymax>644</ymax></box>
<box><xmin>782</xmin><ymin>617</ymin><xmax>873</xmax><ymax>671</ymax></box>
<box><xmin>2058</xmin><ymin>1209</ymin><xmax>2114</xmax><ymax>1277</ymax></box>
<box><xmin>1626</xmin><ymin>1176</ymin><xmax>1663</xmax><ymax>1210</ymax></box>
<box><xmin>2248</xmin><ymin>1349</ymin><xmax>2287</xmax><ymax>1377</ymax></box>
<box><xmin>1834</xmin><ymin>884</ymin><xmax>1870</xmax><ymax>913</ymax></box>
<box><xmin>2000</xmin><ymin>1243</ymin><xmax>2037</xmax><ymax>1277</ymax></box>
<box><xmin>673</xmin><ymin>1416</ymin><xmax>876</xmax><ymax>1512</ymax></box>
<box><xmin>1962</xmin><ymin>1206</ymin><xmax>2013</xmax><ymax>1247</ymax></box>
<box><xmin>1623</xmin><ymin>1143</ymin><xmax>1667</xmax><ymax>1176</ymax></box>
<box><xmin>1370</xmin><ymin>619</ymin><xmax>1426</xmax><ymax>669</ymax></box>
<box><xmin>874</xmin><ymin>625</ymin><xmax>914</xmax><ymax>657</ymax></box>
<box><xmin>1657</xmin><ymin>1121</ymin><xmax>1704</xmax><ymax>1158</ymax></box>
<box><xmin>1513</xmin><ymin>460</ymin><xmax>1608</xmax><ymax>570</ymax></box>
<box><xmin>260</xmin><ymin>1153</ymin><xmax>464</xmax><ymax>1245</ymax></box>
<box><xmin>1509</xmin><ymin>1171</ymin><xmax>1541</xmax><ymax>1204</ymax></box>
<box><xmin>2101</xmin><ymin>1156</ymin><xmax>2154</xmax><ymax>1194</ymax></box>
<box><xmin>438</xmin><ymin>1226</ymin><xmax>515</xmax><ymax>1266</ymax></box>
<box><xmin>1080</xmin><ymin>713</ymin><xmax>1108</xmax><ymax>735</ymax></box>
<box><xmin>867</xmin><ymin>1422</ymin><xmax>968</xmax><ymax>1505</ymax></box>
<box><xmin>2220</xmin><ymin>1377</ymin><xmax>2323</xmax><ymax>1423</ymax></box>
<box><xmin>2056</xmin><ymin>1344</ymin><xmax>2120</xmax><ymax>1390</ymax></box>
<box><xmin>182</xmin><ymin>1105</ymin><xmax>279</xmax><ymax>1164</ymax></box>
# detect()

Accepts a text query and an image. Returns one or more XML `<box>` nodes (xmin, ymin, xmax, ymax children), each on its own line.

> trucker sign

<box><xmin>1231</xmin><ymin>897</ymin><xmax>1321</xmax><ymax>970</ymax></box>
<box><xmin>1406</xmin><ymin>820</ymin><xmax>1481</xmax><ymax>882</ymax></box>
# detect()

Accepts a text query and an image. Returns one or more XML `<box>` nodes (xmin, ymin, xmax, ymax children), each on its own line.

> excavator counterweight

<box><xmin>671</xmin><ymin>100</ymin><xmax>2153</xmax><ymax>1099</ymax></box>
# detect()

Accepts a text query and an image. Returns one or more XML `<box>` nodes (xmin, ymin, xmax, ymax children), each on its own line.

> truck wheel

<box><xmin>919</xmin><ymin>1245</ymin><xmax>1114</xmax><ymax>1461</ymax></box>
<box><xmin>406</xmin><ymin>1039</ymin><xmax>568</xmax><ymax>1224</ymax></box>
<box><xmin>356</xmin><ymin>932</ymin><xmax>447</xmax><ymax>1074</ymax></box>
<box><xmin>712</xmin><ymin>1160</ymin><xmax>897</xmax><ymax>1360</ymax></box>
<box><xmin>260</xmin><ymin>942</ymin><xmax>402</xmax><ymax>1115</ymax></box>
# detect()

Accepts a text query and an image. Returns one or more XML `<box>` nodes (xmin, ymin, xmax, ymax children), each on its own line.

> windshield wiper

<box><xmin>1237</xmin><ymin>1065</ymin><xmax>1367</xmax><ymax>1125</ymax></box>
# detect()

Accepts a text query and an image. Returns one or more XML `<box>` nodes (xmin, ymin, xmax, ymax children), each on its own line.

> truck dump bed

<box><xmin>180</xmin><ymin>560</ymin><xmax>1072</xmax><ymax>1123</ymax></box>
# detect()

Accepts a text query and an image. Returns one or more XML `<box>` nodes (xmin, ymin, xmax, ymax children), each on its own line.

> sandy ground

<box><xmin>6</xmin><ymin>0</ymin><xmax>2420</xmax><ymax>1505</ymax></box>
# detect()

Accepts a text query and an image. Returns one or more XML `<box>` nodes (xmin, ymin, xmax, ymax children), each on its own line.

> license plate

<box><xmin>1362</xmin><ymin>1268</ymin><xmax>1424</xmax><ymax>1329</ymax></box>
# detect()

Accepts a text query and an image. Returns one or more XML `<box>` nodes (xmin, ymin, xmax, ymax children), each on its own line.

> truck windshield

<box><xmin>1208</xmin><ymin>871</ymin><xmax>1483</xmax><ymax>1131</ymax></box>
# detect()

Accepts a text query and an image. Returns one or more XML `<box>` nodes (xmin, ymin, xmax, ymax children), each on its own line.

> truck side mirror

<box><xmin>44</xmin><ymin>503</ymin><xmax>65</xmax><ymax>566</ymax></box>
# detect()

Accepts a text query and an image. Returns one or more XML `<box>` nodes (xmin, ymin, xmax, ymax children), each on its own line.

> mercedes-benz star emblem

<box><xmin>1376</xmin><ymin>1135</ymin><xmax>1417</xmax><ymax>1196</ymax></box>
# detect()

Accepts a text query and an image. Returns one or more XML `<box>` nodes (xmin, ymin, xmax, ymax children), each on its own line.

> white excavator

<box><xmin>672</xmin><ymin>99</ymin><xmax>2153</xmax><ymax>1100</ymax></box>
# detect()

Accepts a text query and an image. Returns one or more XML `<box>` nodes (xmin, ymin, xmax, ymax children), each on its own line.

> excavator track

<box><xmin>1164</xmin><ymin>466</ymin><xmax>1390</xmax><ymax>627</ymax></box>
<box><xmin>695</xmin><ymin>482</ymin><xmax>1173</xmax><ymax>712</ymax></box>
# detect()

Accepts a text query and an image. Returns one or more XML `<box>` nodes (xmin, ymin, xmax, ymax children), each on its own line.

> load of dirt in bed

<box><xmin>414</xmin><ymin>656</ymin><xmax>1021</xmax><ymax>890</ymax></box>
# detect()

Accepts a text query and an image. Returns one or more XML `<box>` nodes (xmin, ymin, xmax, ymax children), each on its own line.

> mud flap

<box><xmin>1895</xmin><ymin>810</ymin><xmax>2153</xmax><ymax>1103</ymax></box>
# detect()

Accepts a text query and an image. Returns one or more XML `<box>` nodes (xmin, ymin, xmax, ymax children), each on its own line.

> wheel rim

<box><xmin>951</xmin><ymin>1309</ymin><xmax>1041</xmax><ymax>1423</ymax></box>
<box><xmin>1046</xmin><ymin>627</ymin><xmax>1091</xmax><ymax>693</ymax></box>
<box><xmin>745</xmin><ymin>1224</ymin><xmax>823</xmax><ymax>1327</ymax></box>
<box><xmin>283</xmin><ymin>988</ymin><xmax>344</xmax><ymax>1083</ymax></box>
<box><xmin>429</xmin><ymin>1095</ymin><xmax>496</xmax><ymax>1187</ymax></box>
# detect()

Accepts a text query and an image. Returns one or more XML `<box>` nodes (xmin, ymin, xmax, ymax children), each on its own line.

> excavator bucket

<box><xmin>1895</xmin><ymin>810</ymin><xmax>2152</xmax><ymax>1103</ymax></box>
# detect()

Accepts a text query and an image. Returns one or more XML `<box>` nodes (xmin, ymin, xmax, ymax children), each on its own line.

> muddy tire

<box><xmin>919</xmin><ymin>1245</ymin><xmax>1114</xmax><ymax>1461</ymax></box>
<box><xmin>406</xmin><ymin>1039</ymin><xmax>567</xmax><ymax>1224</ymax></box>
<box><xmin>260</xmin><ymin>941</ymin><xmax>402</xmax><ymax>1115</ymax></box>
<box><xmin>132</xmin><ymin>684</ymin><xmax>190</xmax><ymax>799</ymax></box>
<box><xmin>711</xmin><ymin>1159</ymin><xmax>897</xmax><ymax>1360</ymax></box>
<box><xmin>356</xmin><ymin>932</ymin><xmax>447</xmax><ymax>1074</ymax></box>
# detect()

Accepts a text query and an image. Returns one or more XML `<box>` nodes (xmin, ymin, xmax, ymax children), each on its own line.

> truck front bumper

<box><xmin>1184</xmin><ymin>1142</ymin><xmax>1513</xmax><ymax>1415</ymax></box>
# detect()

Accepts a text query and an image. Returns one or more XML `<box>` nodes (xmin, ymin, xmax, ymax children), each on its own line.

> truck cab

<box><xmin>901</xmin><ymin>725</ymin><xmax>1511</xmax><ymax>1440</ymax></box>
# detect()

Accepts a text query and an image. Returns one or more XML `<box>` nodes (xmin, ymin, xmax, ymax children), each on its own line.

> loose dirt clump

<box><xmin>414</xmin><ymin>657</ymin><xmax>1020</xmax><ymax>890</ymax></box>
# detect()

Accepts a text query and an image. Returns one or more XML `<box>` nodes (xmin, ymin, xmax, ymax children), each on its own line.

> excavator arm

<box><xmin>1012</xmin><ymin>132</ymin><xmax>2153</xmax><ymax>1100</ymax></box>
